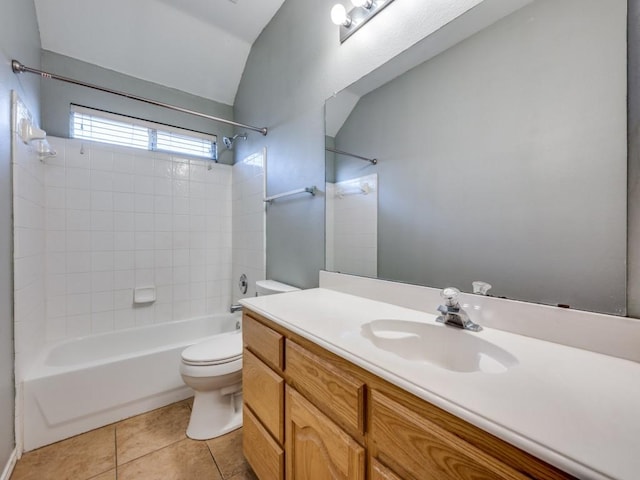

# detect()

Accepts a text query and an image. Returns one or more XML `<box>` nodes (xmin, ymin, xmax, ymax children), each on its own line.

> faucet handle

<box><xmin>441</xmin><ymin>287</ymin><xmax>461</xmax><ymax>307</ymax></box>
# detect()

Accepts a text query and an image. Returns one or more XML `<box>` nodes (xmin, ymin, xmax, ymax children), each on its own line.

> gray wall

<box><xmin>333</xmin><ymin>0</ymin><xmax>626</xmax><ymax>314</ymax></box>
<box><xmin>236</xmin><ymin>0</ymin><xmax>640</xmax><ymax>316</ymax></box>
<box><xmin>629</xmin><ymin>0</ymin><xmax>640</xmax><ymax>317</ymax></box>
<box><xmin>233</xmin><ymin>0</ymin><xmax>491</xmax><ymax>288</ymax></box>
<box><xmin>0</xmin><ymin>0</ymin><xmax>41</xmax><ymax>464</ymax></box>
<box><xmin>41</xmin><ymin>51</ymin><xmax>237</xmax><ymax>165</ymax></box>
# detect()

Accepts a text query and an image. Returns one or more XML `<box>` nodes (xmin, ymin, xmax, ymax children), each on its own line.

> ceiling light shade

<box><xmin>331</xmin><ymin>4</ymin><xmax>351</xmax><ymax>26</ymax></box>
<box><xmin>351</xmin><ymin>0</ymin><xmax>373</xmax><ymax>8</ymax></box>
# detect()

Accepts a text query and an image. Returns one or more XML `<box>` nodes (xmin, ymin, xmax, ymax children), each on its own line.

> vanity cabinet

<box><xmin>242</xmin><ymin>314</ymin><xmax>285</xmax><ymax>480</ymax></box>
<box><xmin>242</xmin><ymin>309</ymin><xmax>575</xmax><ymax>480</ymax></box>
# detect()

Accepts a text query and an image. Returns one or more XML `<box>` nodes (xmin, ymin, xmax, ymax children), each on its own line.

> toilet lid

<box><xmin>181</xmin><ymin>333</ymin><xmax>242</xmax><ymax>366</ymax></box>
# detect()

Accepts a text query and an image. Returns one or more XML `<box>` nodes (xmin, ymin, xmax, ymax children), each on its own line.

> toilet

<box><xmin>256</xmin><ymin>279</ymin><xmax>300</xmax><ymax>296</ymax></box>
<box><xmin>180</xmin><ymin>332</ymin><xmax>243</xmax><ymax>440</ymax></box>
<box><xmin>180</xmin><ymin>279</ymin><xmax>299</xmax><ymax>440</ymax></box>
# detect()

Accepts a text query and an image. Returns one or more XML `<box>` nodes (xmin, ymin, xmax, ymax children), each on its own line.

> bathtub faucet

<box><xmin>230</xmin><ymin>304</ymin><xmax>243</xmax><ymax>313</ymax></box>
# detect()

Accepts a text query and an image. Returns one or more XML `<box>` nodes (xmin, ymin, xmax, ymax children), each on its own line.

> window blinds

<box><xmin>70</xmin><ymin>105</ymin><xmax>217</xmax><ymax>160</ymax></box>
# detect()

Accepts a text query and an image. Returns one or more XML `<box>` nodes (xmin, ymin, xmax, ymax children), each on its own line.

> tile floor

<box><xmin>11</xmin><ymin>398</ymin><xmax>257</xmax><ymax>480</ymax></box>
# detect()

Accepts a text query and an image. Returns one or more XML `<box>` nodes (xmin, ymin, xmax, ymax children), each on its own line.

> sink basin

<box><xmin>361</xmin><ymin>319</ymin><xmax>518</xmax><ymax>374</ymax></box>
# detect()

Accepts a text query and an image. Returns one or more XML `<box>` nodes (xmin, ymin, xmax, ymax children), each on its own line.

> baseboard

<box><xmin>0</xmin><ymin>448</ymin><xmax>17</xmax><ymax>480</ymax></box>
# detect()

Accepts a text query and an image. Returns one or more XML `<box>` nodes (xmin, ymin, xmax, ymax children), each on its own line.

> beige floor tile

<box><xmin>10</xmin><ymin>425</ymin><xmax>115</xmax><ymax>480</ymax></box>
<box><xmin>116</xmin><ymin>400</ymin><xmax>191</xmax><ymax>465</ymax></box>
<box><xmin>206</xmin><ymin>429</ymin><xmax>252</xmax><ymax>479</ymax></box>
<box><xmin>88</xmin><ymin>469</ymin><xmax>116</xmax><ymax>480</ymax></box>
<box><xmin>117</xmin><ymin>438</ymin><xmax>222</xmax><ymax>480</ymax></box>
<box><xmin>227</xmin><ymin>469</ymin><xmax>258</xmax><ymax>480</ymax></box>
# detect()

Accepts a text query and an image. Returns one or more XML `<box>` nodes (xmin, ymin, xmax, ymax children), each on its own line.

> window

<box><xmin>70</xmin><ymin>105</ymin><xmax>217</xmax><ymax>160</ymax></box>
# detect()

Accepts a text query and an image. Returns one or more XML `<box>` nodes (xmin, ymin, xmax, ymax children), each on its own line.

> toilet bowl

<box><xmin>180</xmin><ymin>331</ymin><xmax>243</xmax><ymax>440</ymax></box>
<box><xmin>180</xmin><ymin>280</ymin><xmax>299</xmax><ymax>440</ymax></box>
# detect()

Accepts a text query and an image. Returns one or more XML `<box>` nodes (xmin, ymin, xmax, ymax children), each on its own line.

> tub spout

<box><xmin>230</xmin><ymin>304</ymin><xmax>243</xmax><ymax>313</ymax></box>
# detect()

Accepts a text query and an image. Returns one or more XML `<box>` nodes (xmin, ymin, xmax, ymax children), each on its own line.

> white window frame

<box><xmin>70</xmin><ymin>105</ymin><xmax>218</xmax><ymax>161</ymax></box>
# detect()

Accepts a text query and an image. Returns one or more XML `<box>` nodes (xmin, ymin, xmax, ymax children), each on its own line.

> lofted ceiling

<box><xmin>33</xmin><ymin>0</ymin><xmax>285</xmax><ymax>106</ymax></box>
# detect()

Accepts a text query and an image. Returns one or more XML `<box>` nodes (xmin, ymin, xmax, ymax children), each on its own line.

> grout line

<box><xmin>114</xmin><ymin>421</ymin><xmax>118</xmax><ymax>479</ymax></box>
<box><xmin>113</xmin><ymin>401</ymin><xmax>195</xmax><ymax>468</ymax></box>
<box><xmin>115</xmin><ymin>436</ymin><xmax>192</xmax><ymax>470</ymax></box>
<box><xmin>205</xmin><ymin>441</ymin><xmax>225</xmax><ymax>479</ymax></box>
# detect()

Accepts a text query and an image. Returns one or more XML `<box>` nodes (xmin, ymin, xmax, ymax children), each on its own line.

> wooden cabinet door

<box><xmin>286</xmin><ymin>386</ymin><xmax>365</xmax><ymax>480</ymax></box>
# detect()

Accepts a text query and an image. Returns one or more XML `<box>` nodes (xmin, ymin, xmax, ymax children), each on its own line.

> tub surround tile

<box><xmin>231</xmin><ymin>151</ymin><xmax>266</xmax><ymax>304</ymax></box>
<box><xmin>11</xmin><ymin>425</ymin><xmax>115</xmax><ymax>480</ymax></box>
<box><xmin>12</xmin><ymin>100</ymin><xmax>48</xmax><ymax>393</ymax></box>
<box><xmin>115</xmin><ymin>400</ymin><xmax>191</xmax><ymax>465</ymax></box>
<box><xmin>117</xmin><ymin>439</ymin><xmax>222</xmax><ymax>480</ymax></box>
<box><xmin>206</xmin><ymin>429</ymin><xmax>252</xmax><ymax>479</ymax></box>
<box><xmin>39</xmin><ymin>138</ymin><xmax>234</xmax><ymax>344</ymax></box>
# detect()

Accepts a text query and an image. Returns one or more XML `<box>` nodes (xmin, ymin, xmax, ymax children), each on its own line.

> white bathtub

<box><xmin>22</xmin><ymin>313</ymin><xmax>240</xmax><ymax>451</ymax></box>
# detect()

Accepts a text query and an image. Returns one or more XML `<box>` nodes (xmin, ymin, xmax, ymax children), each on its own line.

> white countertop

<box><xmin>240</xmin><ymin>288</ymin><xmax>640</xmax><ymax>480</ymax></box>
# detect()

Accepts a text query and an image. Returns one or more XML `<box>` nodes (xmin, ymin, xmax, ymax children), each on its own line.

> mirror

<box><xmin>325</xmin><ymin>0</ymin><xmax>627</xmax><ymax>315</ymax></box>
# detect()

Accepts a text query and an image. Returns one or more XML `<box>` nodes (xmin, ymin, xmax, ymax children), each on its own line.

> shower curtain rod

<box><xmin>11</xmin><ymin>60</ymin><xmax>268</xmax><ymax>136</ymax></box>
<box><xmin>326</xmin><ymin>147</ymin><xmax>377</xmax><ymax>165</ymax></box>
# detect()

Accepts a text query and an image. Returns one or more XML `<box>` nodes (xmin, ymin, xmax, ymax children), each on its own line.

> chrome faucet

<box><xmin>436</xmin><ymin>287</ymin><xmax>482</xmax><ymax>332</ymax></box>
<box><xmin>230</xmin><ymin>304</ymin><xmax>243</xmax><ymax>313</ymax></box>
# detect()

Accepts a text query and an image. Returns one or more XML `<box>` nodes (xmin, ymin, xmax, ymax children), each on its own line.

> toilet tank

<box><xmin>255</xmin><ymin>280</ymin><xmax>300</xmax><ymax>296</ymax></box>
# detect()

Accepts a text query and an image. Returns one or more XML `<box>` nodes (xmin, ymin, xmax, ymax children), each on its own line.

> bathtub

<box><xmin>22</xmin><ymin>313</ymin><xmax>240</xmax><ymax>451</ymax></box>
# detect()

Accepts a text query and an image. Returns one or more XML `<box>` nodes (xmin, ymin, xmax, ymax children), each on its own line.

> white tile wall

<box><xmin>12</xmin><ymin>93</ymin><xmax>46</xmax><ymax>381</ymax></box>
<box><xmin>43</xmin><ymin>137</ymin><xmax>233</xmax><ymax>341</ymax></box>
<box><xmin>232</xmin><ymin>150</ymin><xmax>266</xmax><ymax>301</ymax></box>
<box><xmin>325</xmin><ymin>183</ymin><xmax>336</xmax><ymax>272</ymax></box>
<box><xmin>326</xmin><ymin>174</ymin><xmax>378</xmax><ymax>277</ymax></box>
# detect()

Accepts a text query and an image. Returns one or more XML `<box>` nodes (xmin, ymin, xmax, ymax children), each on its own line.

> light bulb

<box><xmin>331</xmin><ymin>4</ymin><xmax>351</xmax><ymax>26</ymax></box>
<box><xmin>351</xmin><ymin>0</ymin><xmax>373</xmax><ymax>8</ymax></box>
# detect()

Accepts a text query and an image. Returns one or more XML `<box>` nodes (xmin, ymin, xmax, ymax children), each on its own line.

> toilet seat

<box><xmin>181</xmin><ymin>333</ymin><xmax>242</xmax><ymax>366</ymax></box>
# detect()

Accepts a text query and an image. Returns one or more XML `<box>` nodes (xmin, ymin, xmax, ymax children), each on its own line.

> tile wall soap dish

<box><xmin>134</xmin><ymin>286</ymin><xmax>156</xmax><ymax>304</ymax></box>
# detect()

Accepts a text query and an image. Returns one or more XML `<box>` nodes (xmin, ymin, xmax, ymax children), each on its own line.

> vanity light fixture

<box><xmin>331</xmin><ymin>0</ymin><xmax>396</xmax><ymax>43</ymax></box>
<box><xmin>351</xmin><ymin>0</ymin><xmax>373</xmax><ymax>8</ymax></box>
<box><xmin>331</xmin><ymin>4</ymin><xmax>352</xmax><ymax>27</ymax></box>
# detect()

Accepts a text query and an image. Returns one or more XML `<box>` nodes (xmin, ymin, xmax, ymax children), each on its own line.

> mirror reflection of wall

<box><xmin>325</xmin><ymin>0</ymin><xmax>627</xmax><ymax>314</ymax></box>
<box><xmin>326</xmin><ymin>173</ymin><xmax>378</xmax><ymax>277</ymax></box>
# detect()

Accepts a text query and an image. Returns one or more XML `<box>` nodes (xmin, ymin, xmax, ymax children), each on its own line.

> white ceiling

<box><xmin>34</xmin><ymin>0</ymin><xmax>285</xmax><ymax>105</ymax></box>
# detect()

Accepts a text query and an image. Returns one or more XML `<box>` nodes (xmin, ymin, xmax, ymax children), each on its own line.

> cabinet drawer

<box><xmin>243</xmin><ymin>313</ymin><xmax>284</xmax><ymax>371</ymax></box>
<box><xmin>286</xmin><ymin>341</ymin><xmax>365</xmax><ymax>435</ymax></box>
<box><xmin>370</xmin><ymin>390</ymin><xmax>528</xmax><ymax>480</ymax></box>
<box><xmin>243</xmin><ymin>405</ymin><xmax>284</xmax><ymax>480</ymax></box>
<box><xmin>243</xmin><ymin>348</ymin><xmax>284</xmax><ymax>443</ymax></box>
<box><xmin>286</xmin><ymin>386</ymin><xmax>365</xmax><ymax>480</ymax></box>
